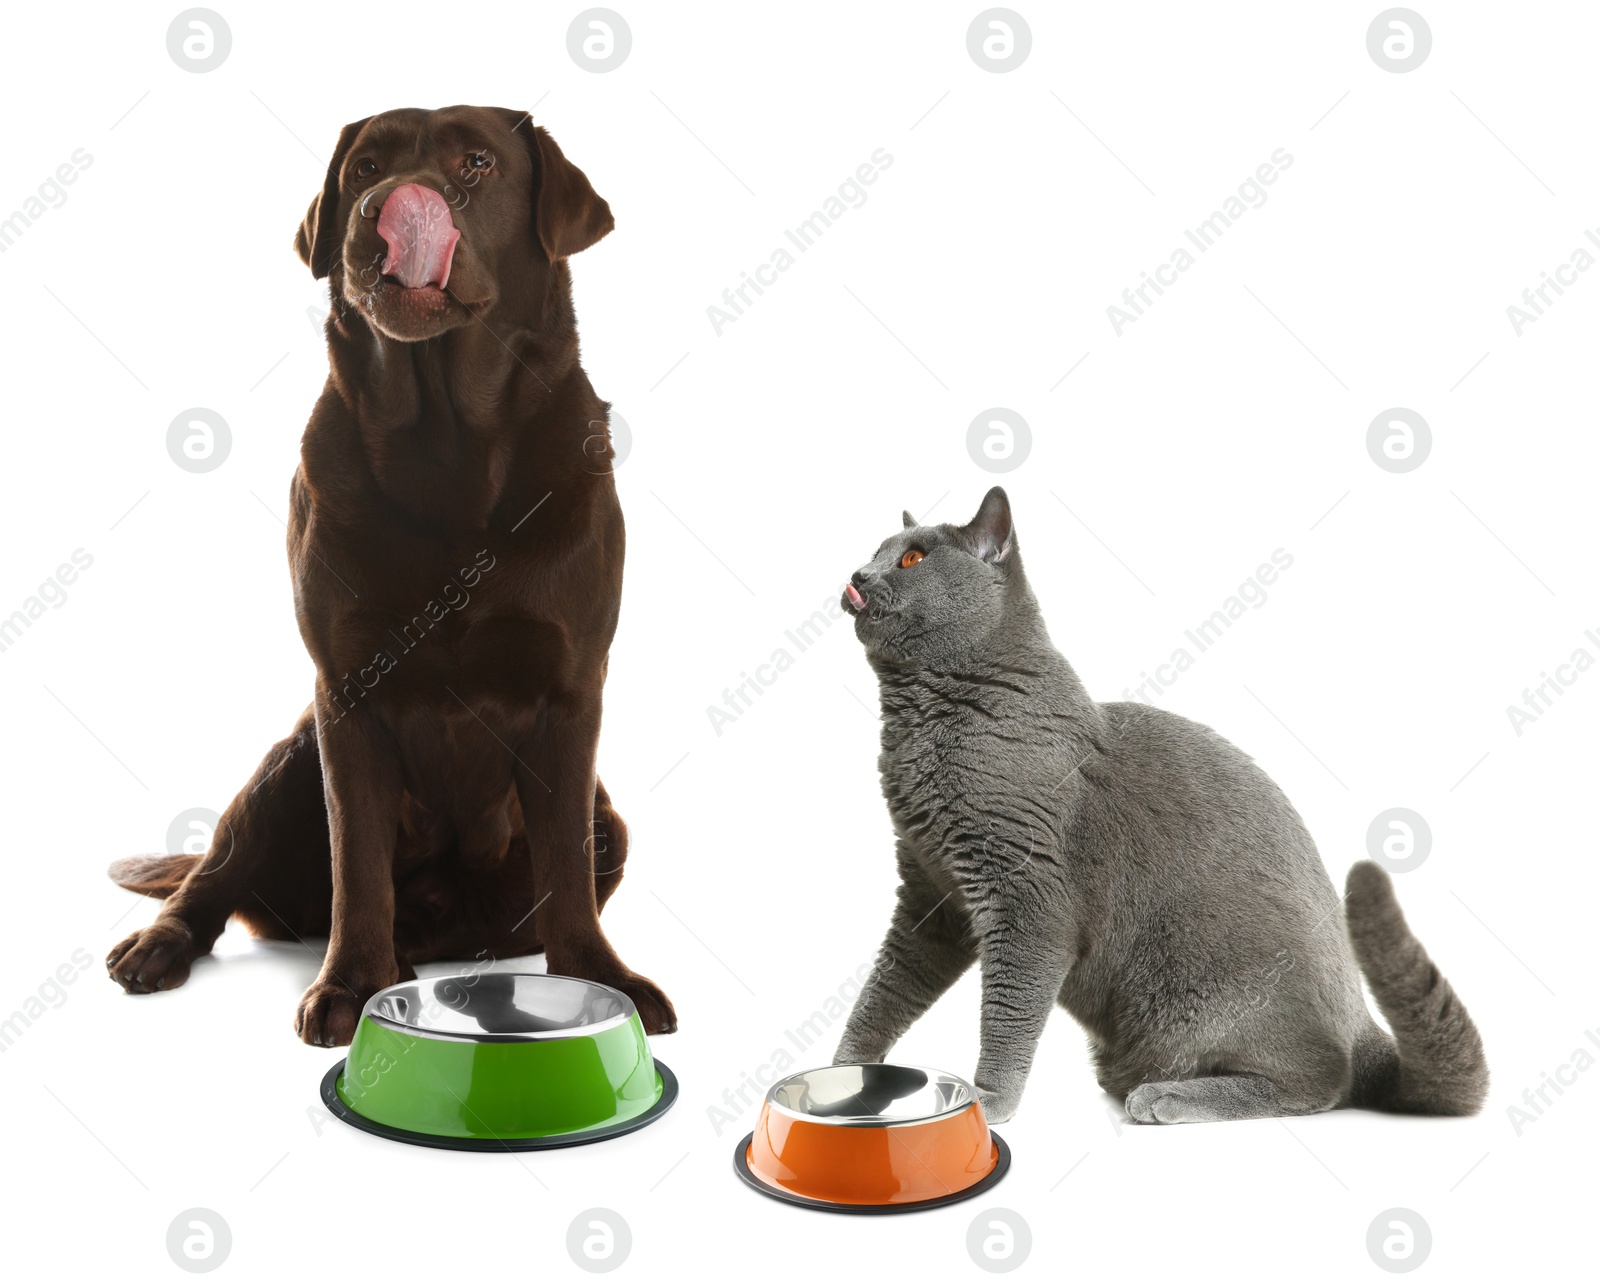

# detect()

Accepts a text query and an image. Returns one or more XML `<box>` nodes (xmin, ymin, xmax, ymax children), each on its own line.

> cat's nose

<box><xmin>850</xmin><ymin>569</ymin><xmax>870</xmax><ymax>588</ymax></box>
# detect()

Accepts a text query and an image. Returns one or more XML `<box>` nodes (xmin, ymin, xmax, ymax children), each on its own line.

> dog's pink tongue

<box><xmin>376</xmin><ymin>184</ymin><xmax>460</xmax><ymax>290</ymax></box>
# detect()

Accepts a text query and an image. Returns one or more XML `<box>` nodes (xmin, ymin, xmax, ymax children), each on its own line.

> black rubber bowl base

<box><xmin>320</xmin><ymin>1058</ymin><xmax>678</xmax><ymax>1152</ymax></box>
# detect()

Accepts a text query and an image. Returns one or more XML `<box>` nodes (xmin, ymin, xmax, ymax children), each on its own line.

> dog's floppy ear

<box><xmin>294</xmin><ymin>117</ymin><xmax>370</xmax><ymax>280</ymax></box>
<box><xmin>508</xmin><ymin>114</ymin><xmax>614</xmax><ymax>261</ymax></box>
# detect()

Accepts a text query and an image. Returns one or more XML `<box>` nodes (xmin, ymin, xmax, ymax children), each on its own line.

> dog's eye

<box><xmin>465</xmin><ymin>152</ymin><xmax>494</xmax><ymax>172</ymax></box>
<box><xmin>355</xmin><ymin>159</ymin><xmax>378</xmax><ymax>178</ymax></box>
<box><xmin>900</xmin><ymin>549</ymin><xmax>925</xmax><ymax>569</ymax></box>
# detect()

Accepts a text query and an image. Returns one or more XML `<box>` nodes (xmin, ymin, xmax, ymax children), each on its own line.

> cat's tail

<box><xmin>1343</xmin><ymin>860</ymin><xmax>1489</xmax><ymax>1115</ymax></box>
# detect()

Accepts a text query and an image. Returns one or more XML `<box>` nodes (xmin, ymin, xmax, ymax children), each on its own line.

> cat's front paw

<box><xmin>976</xmin><ymin>1087</ymin><xmax>1020</xmax><ymax>1125</ymax></box>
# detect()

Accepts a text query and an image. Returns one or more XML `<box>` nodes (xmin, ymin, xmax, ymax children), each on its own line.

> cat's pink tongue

<box><xmin>846</xmin><ymin>584</ymin><xmax>866</xmax><ymax>612</ymax></box>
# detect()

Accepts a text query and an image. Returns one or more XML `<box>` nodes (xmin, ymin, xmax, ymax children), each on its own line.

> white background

<box><xmin>1</xmin><ymin>1</ymin><xmax>1594</xmax><ymax>1276</ymax></box>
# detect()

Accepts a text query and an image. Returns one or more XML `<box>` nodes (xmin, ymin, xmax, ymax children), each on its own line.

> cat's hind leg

<box><xmin>1125</xmin><ymin>1072</ymin><xmax>1342</xmax><ymax>1124</ymax></box>
<box><xmin>1122</xmin><ymin>1034</ymin><xmax>1350</xmax><ymax>1124</ymax></box>
<box><xmin>1102</xmin><ymin>965</ymin><xmax>1355</xmax><ymax>1125</ymax></box>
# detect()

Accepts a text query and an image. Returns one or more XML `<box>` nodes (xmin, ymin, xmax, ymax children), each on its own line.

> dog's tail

<box><xmin>108</xmin><ymin>854</ymin><xmax>198</xmax><ymax>899</ymax></box>
<box><xmin>1344</xmin><ymin>860</ymin><xmax>1488</xmax><ymax>1115</ymax></box>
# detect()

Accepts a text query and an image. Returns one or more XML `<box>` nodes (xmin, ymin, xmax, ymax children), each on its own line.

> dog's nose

<box><xmin>358</xmin><ymin>179</ymin><xmax>444</xmax><ymax>220</ymax></box>
<box><xmin>358</xmin><ymin>181</ymin><xmax>406</xmax><ymax>220</ymax></box>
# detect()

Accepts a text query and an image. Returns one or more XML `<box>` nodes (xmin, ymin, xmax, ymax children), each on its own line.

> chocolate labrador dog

<box><xmin>105</xmin><ymin>105</ymin><xmax>675</xmax><ymax>1045</ymax></box>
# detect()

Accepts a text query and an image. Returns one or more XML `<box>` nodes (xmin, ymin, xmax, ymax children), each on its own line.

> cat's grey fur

<box><xmin>833</xmin><ymin>487</ymin><xmax>1488</xmax><ymax>1124</ymax></box>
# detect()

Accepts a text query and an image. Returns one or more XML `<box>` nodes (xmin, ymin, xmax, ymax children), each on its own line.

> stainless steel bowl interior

<box><xmin>364</xmin><ymin>973</ymin><xmax>633</xmax><ymax>1042</ymax></box>
<box><xmin>767</xmin><ymin>1064</ymin><xmax>976</xmax><ymax>1126</ymax></box>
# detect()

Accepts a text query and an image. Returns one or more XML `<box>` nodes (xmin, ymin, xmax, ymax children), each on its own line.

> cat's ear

<box><xmin>963</xmin><ymin>486</ymin><xmax>1014</xmax><ymax>563</ymax></box>
<box><xmin>902</xmin><ymin>509</ymin><xmax>917</xmax><ymax>529</ymax></box>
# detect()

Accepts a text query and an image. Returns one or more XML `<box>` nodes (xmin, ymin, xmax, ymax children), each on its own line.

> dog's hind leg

<box><xmin>590</xmin><ymin>775</ymin><xmax>628</xmax><ymax>912</ymax></box>
<box><xmin>107</xmin><ymin>705</ymin><xmax>332</xmax><ymax>993</ymax></box>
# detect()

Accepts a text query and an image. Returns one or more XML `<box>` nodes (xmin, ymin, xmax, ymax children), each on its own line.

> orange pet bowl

<box><xmin>733</xmin><ymin>1064</ymin><xmax>1010</xmax><ymax>1213</ymax></box>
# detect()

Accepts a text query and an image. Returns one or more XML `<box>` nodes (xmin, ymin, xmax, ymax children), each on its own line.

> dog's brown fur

<box><xmin>106</xmin><ymin>106</ymin><xmax>675</xmax><ymax>1045</ymax></box>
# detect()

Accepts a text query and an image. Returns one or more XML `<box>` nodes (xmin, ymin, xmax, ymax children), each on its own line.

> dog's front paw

<box><xmin>295</xmin><ymin>976</ymin><xmax>380</xmax><ymax>1047</ymax></box>
<box><xmin>610</xmin><ymin>970</ymin><xmax>677</xmax><ymax>1035</ymax></box>
<box><xmin>549</xmin><ymin>949</ymin><xmax>677</xmax><ymax>1034</ymax></box>
<box><xmin>976</xmin><ymin>1086</ymin><xmax>1021</xmax><ymax>1125</ymax></box>
<box><xmin>107</xmin><ymin>920</ymin><xmax>198</xmax><ymax>993</ymax></box>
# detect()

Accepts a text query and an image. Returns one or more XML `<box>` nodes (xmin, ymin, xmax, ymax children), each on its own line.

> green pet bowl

<box><xmin>320</xmin><ymin>973</ymin><xmax>676</xmax><ymax>1151</ymax></box>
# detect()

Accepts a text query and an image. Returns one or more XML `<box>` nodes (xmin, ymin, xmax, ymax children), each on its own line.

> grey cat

<box><xmin>833</xmin><ymin>487</ymin><xmax>1487</xmax><ymax>1125</ymax></box>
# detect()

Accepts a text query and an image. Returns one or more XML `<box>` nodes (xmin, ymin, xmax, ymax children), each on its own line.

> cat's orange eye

<box><xmin>900</xmin><ymin>549</ymin><xmax>925</xmax><ymax>569</ymax></box>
